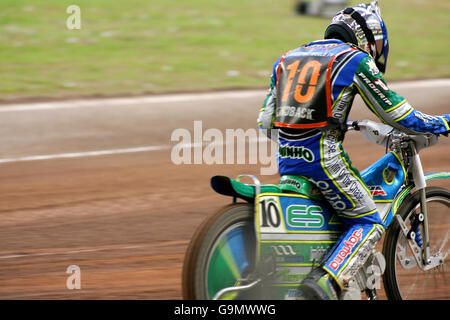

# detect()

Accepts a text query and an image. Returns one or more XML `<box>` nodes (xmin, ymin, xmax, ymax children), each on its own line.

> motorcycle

<box><xmin>182</xmin><ymin>120</ymin><xmax>450</xmax><ymax>300</ymax></box>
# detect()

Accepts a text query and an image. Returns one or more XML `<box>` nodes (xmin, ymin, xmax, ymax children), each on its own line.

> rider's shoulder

<box><xmin>273</xmin><ymin>40</ymin><xmax>371</xmax><ymax>68</ymax></box>
<box><xmin>355</xmin><ymin>54</ymin><xmax>385</xmax><ymax>80</ymax></box>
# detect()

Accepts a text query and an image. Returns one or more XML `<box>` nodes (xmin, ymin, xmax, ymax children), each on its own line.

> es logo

<box><xmin>287</xmin><ymin>205</ymin><xmax>324</xmax><ymax>228</ymax></box>
<box><xmin>259</xmin><ymin>198</ymin><xmax>325</xmax><ymax>229</ymax></box>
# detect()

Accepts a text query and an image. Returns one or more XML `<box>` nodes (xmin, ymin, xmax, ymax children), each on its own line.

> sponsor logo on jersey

<box><xmin>329</xmin><ymin>228</ymin><xmax>363</xmax><ymax>271</ymax></box>
<box><xmin>358</xmin><ymin>72</ymin><xmax>393</xmax><ymax>106</ymax></box>
<box><xmin>278</xmin><ymin>144</ymin><xmax>315</xmax><ymax>162</ymax></box>
<box><xmin>414</xmin><ymin>111</ymin><xmax>442</xmax><ymax>125</ymax></box>
<box><xmin>373</xmin><ymin>78</ymin><xmax>389</xmax><ymax>91</ymax></box>
<box><xmin>366</xmin><ymin>59</ymin><xmax>380</xmax><ymax>76</ymax></box>
<box><xmin>311</xmin><ymin>179</ymin><xmax>347</xmax><ymax>211</ymax></box>
<box><xmin>279</xmin><ymin>105</ymin><xmax>315</xmax><ymax>120</ymax></box>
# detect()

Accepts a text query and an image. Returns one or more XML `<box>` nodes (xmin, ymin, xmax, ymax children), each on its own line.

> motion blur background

<box><xmin>0</xmin><ymin>0</ymin><xmax>448</xmax><ymax>300</ymax></box>
<box><xmin>1</xmin><ymin>0</ymin><xmax>449</xmax><ymax>101</ymax></box>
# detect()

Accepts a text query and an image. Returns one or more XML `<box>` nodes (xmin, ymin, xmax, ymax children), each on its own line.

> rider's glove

<box><xmin>443</xmin><ymin>114</ymin><xmax>450</xmax><ymax>137</ymax></box>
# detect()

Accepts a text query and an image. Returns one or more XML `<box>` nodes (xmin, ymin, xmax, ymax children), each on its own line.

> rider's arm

<box><xmin>353</xmin><ymin>55</ymin><xmax>450</xmax><ymax>135</ymax></box>
<box><xmin>257</xmin><ymin>57</ymin><xmax>281</xmax><ymax>140</ymax></box>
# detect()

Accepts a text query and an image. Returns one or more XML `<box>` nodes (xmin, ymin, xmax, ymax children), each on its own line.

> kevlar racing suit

<box><xmin>258</xmin><ymin>39</ymin><xmax>450</xmax><ymax>288</ymax></box>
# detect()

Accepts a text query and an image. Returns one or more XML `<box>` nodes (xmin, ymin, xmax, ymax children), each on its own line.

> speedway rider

<box><xmin>258</xmin><ymin>1</ymin><xmax>450</xmax><ymax>299</ymax></box>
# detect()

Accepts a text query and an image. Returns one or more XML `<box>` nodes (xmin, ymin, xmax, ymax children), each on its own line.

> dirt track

<box><xmin>0</xmin><ymin>81</ymin><xmax>448</xmax><ymax>299</ymax></box>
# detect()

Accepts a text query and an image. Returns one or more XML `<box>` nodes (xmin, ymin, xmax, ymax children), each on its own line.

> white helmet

<box><xmin>324</xmin><ymin>1</ymin><xmax>389</xmax><ymax>73</ymax></box>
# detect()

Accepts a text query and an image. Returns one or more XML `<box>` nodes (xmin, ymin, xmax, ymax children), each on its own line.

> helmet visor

<box><xmin>375</xmin><ymin>17</ymin><xmax>389</xmax><ymax>74</ymax></box>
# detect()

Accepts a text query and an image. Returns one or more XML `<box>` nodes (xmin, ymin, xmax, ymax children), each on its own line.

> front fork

<box><xmin>396</xmin><ymin>146</ymin><xmax>437</xmax><ymax>269</ymax></box>
<box><xmin>419</xmin><ymin>189</ymin><xmax>432</xmax><ymax>264</ymax></box>
<box><xmin>410</xmin><ymin>145</ymin><xmax>432</xmax><ymax>264</ymax></box>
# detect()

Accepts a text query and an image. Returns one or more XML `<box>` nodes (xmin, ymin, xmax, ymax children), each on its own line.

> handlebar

<box><xmin>347</xmin><ymin>120</ymin><xmax>439</xmax><ymax>152</ymax></box>
<box><xmin>346</xmin><ymin>120</ymin><xmax>361</xmax><ymax>131</ymax></box>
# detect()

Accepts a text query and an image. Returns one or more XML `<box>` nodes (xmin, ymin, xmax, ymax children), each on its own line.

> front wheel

<box><xmin>182</xmin><ymin>203</ymin><xmax>257</xmax><ymax>300</ymax></box>
<box><xmin>383</xmin><ymin>187</ymin><xmax>450</xmax><ymax>300</ymax></box>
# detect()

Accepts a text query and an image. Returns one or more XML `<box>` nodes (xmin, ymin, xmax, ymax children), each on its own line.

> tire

<box><xmin>182</xmin><ymin>203</ymin><xmax>256</xmax><ymax>300</ymax></box>
<box><xmin>382</xmin><ymin>187</ymin><xmax>450</xmax><ymax>300</ymax></box>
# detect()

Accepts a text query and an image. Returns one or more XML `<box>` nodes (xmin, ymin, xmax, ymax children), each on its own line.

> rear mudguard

<box><xmin>210</xmin><ymin>175</ymin><xmax>323</xmax><ymax>203</ymax></box>
<box><xmin>385</xmin><ymin>171</ymin><xmax>450</xmax><ymax>226</ymax></box>
<box><xmin>210</xmin><ymin>175</ymin><xmax>281</xmax><ymax>203</ymax></box>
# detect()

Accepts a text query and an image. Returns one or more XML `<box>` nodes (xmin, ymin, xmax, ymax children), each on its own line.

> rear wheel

<box><xmin>182</xmin><ymin>203</ymin><xmax>256</xmax><ymax>299</ymax></box>
<box><xmin>383</xmin><ymin>187</ymin><xmax>450</xmax><ymax>300</ymax></box>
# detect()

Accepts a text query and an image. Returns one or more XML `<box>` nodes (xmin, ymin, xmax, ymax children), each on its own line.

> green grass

<box><xmin>0</xmin><ymin>0</ymin><xmax>449</xmax><ymax>100</ymax></box>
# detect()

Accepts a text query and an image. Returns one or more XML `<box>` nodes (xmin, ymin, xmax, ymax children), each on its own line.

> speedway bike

<box><xmin>182</xmin><ymin>120</ymin><xmax>449</xmax><ymax>300</ymax></box>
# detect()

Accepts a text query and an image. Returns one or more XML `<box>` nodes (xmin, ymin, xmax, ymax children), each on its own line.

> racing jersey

<box><xmin>258</xmin><ymin>39</ymin><xmax>450</xmax><ymax>145</ymax></box>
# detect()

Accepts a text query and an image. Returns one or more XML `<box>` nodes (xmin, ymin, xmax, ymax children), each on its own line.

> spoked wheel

<box><xmin>383</xmin><ymin>187</ymin><xmax>450</xmax><ymax>300</ymax></box>
<box><xmin>182</xmin><ymin>203</ymin><xmax>257</xmax><ymax>300</ymax></box>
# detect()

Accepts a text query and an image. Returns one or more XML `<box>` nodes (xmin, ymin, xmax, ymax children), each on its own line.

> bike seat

<box><xmin>211</xmin><ymin>175</ymin><xmax>282</xmax><ymax>202</ymax></box>
<box><xmin>210</xmin><ymin>175</ymin><xmax>323</xmax><ymax>203</ymax></box>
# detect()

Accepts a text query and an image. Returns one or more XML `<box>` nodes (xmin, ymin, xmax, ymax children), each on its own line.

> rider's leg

<box><xmin>276</xmin><ymin>131</ymin><xmax>385</xmax><ymax>299</ymax></box>
<box><xmin>297</xmin><ymin>145</ymin><xmax>385</xmax><ymax>299</ymax></box>
<box><xmin>298</xmin><ymin>217</ymin><xmax>384</xmax><ymax>300</ymax></box>
<box><xmin>322</xmin><ymin>219</ymin><xmax>384</xmax><ymax>288</ymax></box>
